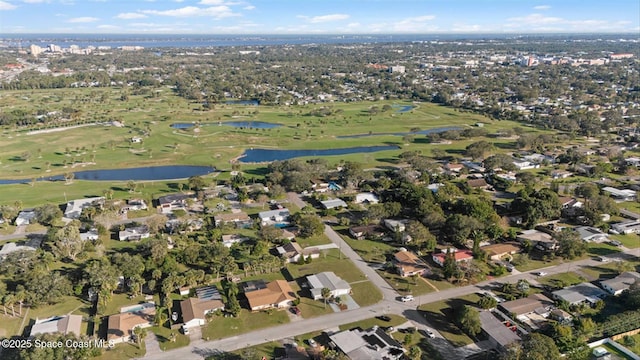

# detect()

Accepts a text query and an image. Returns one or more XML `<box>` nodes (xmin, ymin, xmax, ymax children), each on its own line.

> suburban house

<box><xmin>480</xmin><ymin>243</ymin><xmax>522</xmax><ymax>261</ymax></box>
<box><xmin>0</xmin><ymin>238</ymin><xmax>41</xmax><ymax>260</ymax></box>
<box><xmin>14</xmin><ymin>209</ymin><xmax>36</xmax><ymax>226</ymax></box>
<box><xmin>574</xmin><ymin>226</ymin><xmax>609</xmax><ymax>242</ymax></box>
<box><xmin>64</xmin><ymin>197</ymin><xmax>105</xmax><ymax>219</ymax></box>
<box><xmin>552</xmin><ymin>283</ymin><xmax>608</xmax><ymax>306</ymax></box>
<box><xmin>180</xmin><ymin>286</ymin><xmax>225</xmax><ymax>329</ymax></box>
<box><xmin>394</xmin><ymin>250</ymin><xmax>429</xmax><ymax>277</ymax></box>
<box><xmin>122</xmin><ymin>199</ymin><xmax>148</xmax><ymax>212</ymax></box>
<box><xmin>610</xmin><ymin>219</ymin><xmax>640</xmax><ymax>234</ymax></box>
<box><xmin>383</xmin><ymin>219</ymin><xmax>410</xmax><ymax>233</ymax></box>
<box><xmin>118</xmin><ymin>225</ymin><xmax>150</xmax><ymax>241</ymax></box>
<box><xmin>516</xmin><ymin>229</ymin><xmax>558</xmax><ymax>252</ymax></box>
<box><xmin>559</xmin><ymin>196</ymin><xmax>583</xmax><ymax>217</ymax></box>
<box><xmin>258</xmin><ymin>208</ymin><xmax>290</xmax><ymax>226</ymax></box>
<box><xmin>106</xmin><ymin>302</ymin><xmax>156</xmax><ymax>344</ymax></box>
<box><xmin>600</xmin><ymin>271</ymin><xmax>640</xmax><ymax>296</ymax></box>
<box><xmin>276</xmin><ymin>242</ymin><xmax>319</xmax><ymax>263</ymax></box>
<box><xmin>328</xmin><ymin>326</ymin><xmax>405</xmax><ymax>360</ymax></box>
<box><xmin>221</xmin><ymin>234</ymin><xmax>249</xmax><ymax>248</ymax></box>
<box><xmin>30</xmin><ymin>314</ymin><xmax>82</xmax><ymax>337</ymax></box>
<box><xmin>467</xmin><ymin>178</ymin><xmax>490</xmax><ymax>190</ymax></box>
<box><xmin>602</xmin><ymin>187</ymin><xmax>636</xmax><ymax>202</ymax></box>
<box><xmin>320</xmin><ymin>198</ymin><xmax>348</xmax><ymax>210</ymax></box>
<box><xmin>80</xmin><ymin>229</ymin><xmax>99</xmax><ymax>241</ymax></box>
<box><xmin>551</xmin><ymin>170</ymin><xmax>573</xmax><ymax>179</ymax></box>
<box><xmin>498</xmin><ymin>294</ymin><xmax>554</xmax><ymax>330</ymax></box>
<box><xmin>306</xmin><ymin>272</ymin><xmax>351</xmax><ymax>300</ymax></box>
<box><xmin>244</xmin><ymin>280</ymin><xmax>296</xmax><ymax>311</ymax></box>
<box><xmin>478</xmin><ymin>310</ymin><xmax>522</xmax><ymax>353</ymax></box>
<box><xmin>157</xmin><ymin>193</ymin><xmax>196</xmax><ymax>214</ymax></box>
<box><xmin>354</xmin><ymin>192</ymin><xmax>380</xmax><ymax>204</ymax></box>
<box><xmin>444</xmin><ymin>163</ymin><xmax>464</xmax><ymax>174</ymax></box>
<box><xmin>348</xmin><ymin>225</ymin><xmax>385</xmax><ymax>240</ymax></box>
<box><xmin>432</xmin><ymin>249</ymin><xmax>474</xmax><ymax>267</ymax></box>
<box><xmin>213</xmin><ymin>211</ymin><xmax>252</xmax><ymax>228</ymax></box>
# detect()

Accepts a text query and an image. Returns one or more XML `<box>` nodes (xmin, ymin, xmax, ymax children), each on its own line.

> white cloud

<box><xmin>0</xmin><ymin>1</ymin><xmax>17</xmax><ymax>10</ymax></box>
<box><xmin>390</xmin><ymin>15</ymin><xmax>437</xmax><ymax>32</ymax></box>
<box><xmin>243</xmin><ymin>5</ymin><xmax>255</xmax><ymax>10</ymax></box>
<box><xmin>507</xmin><ymin>13</ymin><xmax>562</xmax><ymax>25</ymax></box>
<box><xmin>199</xmin><ymin>0</ymin><xmax>224</xmax><ymax>4</ymax></box>
<box><xmin>142</xmin><ymin>5</ymin><xmax>238</xmax><ymax>18</ymax></box>
<box><xmin>298</xmin><ymin>13</ymin><xmax>350</xmax><ymax>23</ymax></box>
<box><xmin>116</xmin><ymin>12</ymin><xmax>147</xmax><ymax>19</ymax></box>
<box><xmin>68</xmin><ymin>16</ymin><xmax>99</xmax><ymax>23</ymax></box>
<box><xmin>97</xmin><ymin>24</ymin><xmax>119</xmax><ymax>29</ymax></box>
<box><xmin>505</xmin><ymin>13</ymin><xmax>636</xmax><ymax>32</ymax></box>
<box><xmin>533</xmin><ymin>5</ymin><xmax>551</xmax><ymax>10</ymax></box>
<box><xmin>22</xmin><ymin>0</ymin><xmax>51</xmax><ymax>3</ymax></box>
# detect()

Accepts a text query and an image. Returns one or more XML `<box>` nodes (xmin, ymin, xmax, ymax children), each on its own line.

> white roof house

<box><xmin>118</xmin><ymin>225</ymin><xmax>150</xmax><ymax>241</ymax></box>
<box><xmin>603</xmin><ymin>187</ymin><xmax>636</xmax><ymax>202</ymax></box>
<box><xmin>14</xmin><ymin>210</ymin><xmax>36</xmax><ymax>226</ymax></box>
<box><xmin>258</xmin><ymin>208</ymin><xmax>290</xmax><ymax>225</ymax></box>
<box><xmin>320</xmin><ymin>198</ymin><xmax>348</xmax><ymax>209</ymax></box>
<box><xmin>64</xmin><ymin>197</ymin><xmax>104</xmax><ymax>219</ymax></box>
<box><xmin>383</xmin><ymin>219</ymin><xmax>410</xmax><ymax>232</ymax></box>
<box><xmin>611</xmin><ymin>219</ymin><xmax>640</xmax><ymax>234</ymax></box>
<box><xmin>552</xmin><ymin>283</ymin><xmax>607</xmax><ymax>306</ymax></box>
<box><xmin>0</xmin><ymin>238</ymin><xmax>41</xmax><ymax>259</ymax></box>
<box><xmin>307</xmin><ymin>272</ymin><xmax>351</xmax><ymax>300</ymax></box>
<box><xmin>600</xmin><ymin>271</ymin><xmax>640</xmax><ymax>295</ymax></box>
<box><xmin>30</xmin><ymin>315</ymin><xmax>82</xmax><ymax>337</ymax></box>
<box><xmin>354</xmin><ymin>192</ymin><xmax>379</xmax><ymax>204</ymax></box>
<box><xmin>574</xmin><ymin>226</ymin><xmax>609</xmax><ymax>242</ymax></box>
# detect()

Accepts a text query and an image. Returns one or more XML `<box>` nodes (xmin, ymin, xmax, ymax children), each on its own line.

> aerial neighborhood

<box><xmin>0</xmin><ymin>31</ymin><xmax>639</xmax><ymax>360</ymax></box>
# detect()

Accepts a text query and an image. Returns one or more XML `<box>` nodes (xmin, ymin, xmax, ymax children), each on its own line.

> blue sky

<box><xmin>0</xmin><ymin>0</ymin><xmax>638</xmax><ymax>34</ymax></box>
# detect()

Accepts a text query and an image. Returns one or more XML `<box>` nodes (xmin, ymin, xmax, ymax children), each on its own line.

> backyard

<box><xmin>417</xmin><ymin>294</ymin><xmax>482</xmax><ymax>347</ymax></box>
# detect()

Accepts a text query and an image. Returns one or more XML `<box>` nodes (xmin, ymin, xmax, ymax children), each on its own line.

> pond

<box><xmin>0</xmin><ymin>165</ymin><xmax>215</xmax><ymax>184</ymax></box>
<box><xmin>394</xmin><ymin>104</ymin><xmax>414</xmax><ymax>113</ymax></box>
<box><xmin>337</xmin><ymin>126</ymin><xmax>462</xmax><ymax>139</ymax></box>
<box><xmin>238</xmin><ymin>145</ymin><xmax>400</xmax><ymax>163</ymax></box>
<box><xmin>170</xmin><ymin>121</ymin><xmax>282</xmax><ymax>129</ymax></box>
<box><xmin>225</xmin><ymin>100</ymin><xmax>259</xmax><ymax>106</ymax></box>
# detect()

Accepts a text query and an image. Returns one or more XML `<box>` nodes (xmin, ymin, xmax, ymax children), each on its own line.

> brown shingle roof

<box><xmin>180</xmin><ymin>298</ymin><xmax>224</xmax><ymax>322</ymax></box>
<box><xmin>106</xmin><ymin>311</ymin><xmax>155</xmax><ymax>340</ymax></box>
<box><xmin>245</xmin><ymin>280</ymin><xmax>295</xmax><ymax>310</ymax></box>
<box><xmin>499</xmin><ymin>294</ymin><xmax>553</xmax><ymax>316</ymax></box>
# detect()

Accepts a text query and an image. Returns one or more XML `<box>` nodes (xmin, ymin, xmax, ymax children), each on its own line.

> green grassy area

<box><xmin>96</xmin><ymin>342</ymin><xmax>145</xmax><ymax>360</ymax></box>
<box><xmin>286</xmin><ymin>249</ymin><xmax>367</xmax><ymax>283</ymax></box>
<box><xmin>201</xmin><ymin>308</ymin><xmax>289</xmax><ymax>340</ymax></box>
<box><xmin>289</xmin><ymin>282</ymin><xmax>333</xmax><ymax>318</ymax></box>
<box><xmin>231</xmin><ymin>341</ymin><xmax>283</xmax><ymax>360</ymax></box>
<box><xmin>294</xmin><ymin>233</ymin><xmax>332</xmax><ymax>248</ymax></box>
<box><xmin>418</xmin><ymin>294</ymin><xmax>481</xmax><ymax>347</ymax></box>
<box><xmin>610</xmin><ymin>234</ymin><xmax>640</xmax><ymax>249</ymax></box>
<box><xmin>101</xmin><ymin>293</ymin><xmax>152</xmax><ymax>318</ymax></box>
<box><xmin>350</xmin><ymin>281</ymin><xmax>383</xmax><ymax>307</ymax></box>
<box><xmin>587</xmin><ymin>242</ymin><xmax>624</xmax><ymax>257</ymax></box>
<box><xmin>149</xmin><ymin>325</ymin><xmax>190</xmax><ymax>351</ymax></box>
<box><xmin>342</xmin><ymin>236</ymin><xmax>395</xmax><ymax>263</ymax></box>
<box><xmin>377</xmin><ymin>269</ymin><xmax>436</xmax><ymax>296</ymax></box>
<box><xmin>338</xmin><ymin>314</ymin><xmax>407</xmax><ymax>331</ymax></box>
<box><xmin>0</xmin><ymin>313</ymin><xmax>25</xmax><ymax>338</ymax></box>
<box><xmin>538</xmin><ymin>272</ymin><xmax>586</xmax><ymax>288</ymax></box>
<box><xmin>514</xmin><ymin>256</ymin><xmax>565</xmax><ymax>272</ymax></box>
<box><xmin>580</xmin><ymin>260</ymin><xmax>640</xmax><ymax>282</ymax></box>
<box><xmin>597</xmin><ymin>343</ymin><xmax>636</xmax><ymax>360</ymax></box>
<box><xmin>616</xmin><ymin>334</ymin><xmax>640</xmax><ymax>356</ymax></box>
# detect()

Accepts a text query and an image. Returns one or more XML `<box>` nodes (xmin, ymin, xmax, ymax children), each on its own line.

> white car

<box><xmin>401</xmin><ymin>295</ymin><xmax>415</xmax><ymax>302</ymax></box>
<box><xmin>424</xmin><ymin>329</ymin><xmax>436</xmax><ymax>338</ymax></box>
<box><xmin>308</xmin><ymin>339</ymin><xmax>317</xmax><ymax>347</ymax></box>
<box><xmin>533</xmin><ymin>271</ymin><xmax>547</xmax><ymax>276</ymax></box>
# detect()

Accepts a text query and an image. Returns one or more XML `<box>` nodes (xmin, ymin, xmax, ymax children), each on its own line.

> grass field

<box><xmin>616</xmin><ymin>334</ymin><xmax>640</xmax><ymax>356</ymax></box>
<box><xmin>417</xmin><ymin>294</ymin><xmax>481</xmax><ymax>347</ymax></box>
<box><xmin>201</xmin><ymin>308</ymin><xmax>289</xmax><ymax>340</ymax></box>
<box><xmin>538</xmin><ymin>272</ymin><xmax>586</xmax><ymax>288</ymax></box>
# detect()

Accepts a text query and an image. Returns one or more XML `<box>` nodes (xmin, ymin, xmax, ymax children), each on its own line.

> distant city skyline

<box><xmin>0</xmin><ymin>0</ymin><xmax>638</xmax><ymax>35</ymax></box>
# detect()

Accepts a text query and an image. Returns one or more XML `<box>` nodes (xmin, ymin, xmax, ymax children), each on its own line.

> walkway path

<box><xmin>143</xmin><ymin>333</ymin><xmax>162</xmax><ymax>358</ymax></box>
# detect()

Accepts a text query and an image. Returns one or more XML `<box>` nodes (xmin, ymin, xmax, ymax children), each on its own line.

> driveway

<box><xmin>144</xmin><ymin>332</ymin><xmax>162</xmax><ymax>358</ymax></box>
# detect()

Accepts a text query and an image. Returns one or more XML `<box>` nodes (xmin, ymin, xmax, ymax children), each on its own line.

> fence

<box><xmin>587</xmin><ymin>338</ymin><xmax>640</xmax><ymax>360</ymax></box>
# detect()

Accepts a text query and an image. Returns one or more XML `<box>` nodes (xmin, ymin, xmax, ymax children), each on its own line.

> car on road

<box><xmin>400</xmin><ymin>295</ymin><xmax>415</xmax><ymax>302</ymax></box>
<box><xmin>533</xmin><ymin>271</ymin><xmax>547</xmax><ymax>276</ymax></box>
<box><xmin>376</xmin><ymin>315</ymin><xmax>392</xmax><ymax>322</ymax></box>
<box><xmin>596</xmin><ymin>256</ymin><xmax>610</xmax><ymax>262</ymax></box>
<box><xmin>308</xmin><ymin>339</ymin><xmax>317</xmax><ymax>347</ymax></box>
<box><xmin>422</xmin><ymin>329</ymin><xmax>436</xmax><ymax>338</ymax></box>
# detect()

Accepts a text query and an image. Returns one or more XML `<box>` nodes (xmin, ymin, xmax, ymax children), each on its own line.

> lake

<box><xmin>239</xmin><ymin>145</ymin><xmax>400</xmax><ymax>163</ymax></box>
<box><xmin>171</xmin><ymin>121</ymin><xmax>282</xmax><ymax>129</ymax></box>
<box><xmin>394</xmin><ymin>105</ymin><xmax>414</xmax><ymax>113</ymax></box>
<box><xmin>0</xmin><ymin>165</ymin><xmax>215</xmax><ymax>184</ymax></box>
<box><xmin>337</xmin><ymin>126</ymin><xmax>462</xmax><ymax>139</ymax></box>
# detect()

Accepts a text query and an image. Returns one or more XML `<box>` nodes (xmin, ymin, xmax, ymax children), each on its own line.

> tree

<box><xmin>133</xmin><ymin>326</ymin><xmax>147</xmax><ymax>348</ymax></box>
<box><xmin>465</xmin><ymin>141</ymin><xmax>494</xmax><ymax>160</ymax></box>
<box><xmin>292</xmin><ymin>214</ymin><xmax>324</xmax><ymax>238</ymax></box>
<box><xmin>34</xmin><ymin>203</ymin><xmax>62</xmax><ymax>225</ymax></box>
<box><xmin>556</xmin><ymin>228</ymin><xmax>587</xmax><ymax>260</ymax></box>
<box><xmin>502</xmin><ymin>333</ymin><xmax>561</xmax><ymax>360</ymax></box>
<box><xmin>321</xmin><ymin>287</ymin><xmax>331</xmax><ymax>309</ymax></box>
<box><xmin>188</xmin><ymin>175</ymin><xmax>207</xmax><ymax>191</ymax></box>
<box><xmin>478</xmin><ymin>296</ymin><xmax>498</xmax><ymax>309</ymax></box>
<box><xmin>457</xmin><ymin>305</ymin><xmax>481</xmax><ymax>336</ymax></box>
<box><xmin>50</xmin><ymin>224</ymin><xmax>84</xmax><ymax>261</ymax></box>
<box><xmin>408</xmin><ymin>345</ymin><xmax>422</xmax><ymax>360</ymax></box>
<box><xmin>258</xmin><ymin>225</ymin><xmax>284</xmax><ymax>243</ymax></box>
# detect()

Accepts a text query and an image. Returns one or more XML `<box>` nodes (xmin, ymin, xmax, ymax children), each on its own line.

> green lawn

<box><xmin>338</xmin><ymin>314</ymin><xmax>407</xmax><ymax>331</ymax></box>
<box><xmin>377</xmin><ymin>269</ymin><xmax>436</xmax><ymax>296</ymax></box>
<box><xmin>514</xmin><ymin>256</ymin><xmax>565</xmax><ymax>272</ymax></box>
<box><xmin>149</xmin><ymin>325</ymin><xmax>190</xmax><ymax>351</ymax></box>
<box><xmin>341</xmin><ymin>236</ymin><xmax>395</xmax><ymax>263</ymax></box>
<box><xmin>101</xmin><ymin>293</ymin><xmax>154</xmax><ymax>318</ymax></box>
<box><xmin>616</xmin><ymin>334</ymin><xmax>640</xmax><ymax>356</ymax></box>
<box><xmin>96</xmin><ymin>342</ymin><xmax>145</xmax><ymax>360</ymax></box>
<box><xmin>538</xmin><ymin>272</ymin><xmax>586</xmax><ymax>289</ymax></box>
<box><xmin>350</xmin><ymin>281</ymin><xmax>383</xmax><ymax>307</ymax></box>
<box><xmin>418</xmin><ymin>294</ymin><xmax>481</xmax><ymax>347</ymax></box>
<box><xmin>286</xmin><ymin>249</ymin><xmax>368</xmax><ymax>283</ymax></box>
<box><xmin>610</xmin><ymin>234</ymin><xmax>640</xmax><ymax>249</ymax></box>
<box><xmin>587</xmin><ymin>242</ymin><xmax>623</xmax><ymax>257</ymax></box>
<box><xmin>201</xmin><ymin>308</ymin><xmax>289</xmax><ymax>340</ymax></box>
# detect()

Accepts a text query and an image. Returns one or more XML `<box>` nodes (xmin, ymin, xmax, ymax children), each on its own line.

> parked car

<box><xmin>596</xmin><ymin>256</ymin><xmax>610</xmax><ymax>262</ymax></box>
<box><xmin>533</xmin><ymin>271</ymin><xmax>547</xmax><ymax>276</ymax></box>
<box><xmin>400</xmin><ymin>295</ymin><xmax>415</xmax><ymax>302</ymax></box>
<box><xmin>385</xmin><ymin>326</ymin><xmax>395</xmax><ymax>333</ymax></box>
<box><xmin>376</xmin><ymin>315</ymin><xmax>392</xmax><ymax>322</ymax></box>
<box><xmin>290</xmin><ymin>306</ymin><xmax>301</xmax><ymax>315</ymax></box>
<box><xmin>308</xmin><ymin>339</ymin><xmax>317</xmax><ymax>347</ymax></box>
<box><xmin>424</xmin><ymin>329</ymin><xmax>436</xmax><ymax>338</ymax></box>
<box><xmin>181</xmin><ymin>326</ymin><xmax>190</xmax><ymax>335</ymax></box>
<box><xmin>609</xmin><ymin>240</ymin><xmax>622</xmax><ymax>247</ymax></box>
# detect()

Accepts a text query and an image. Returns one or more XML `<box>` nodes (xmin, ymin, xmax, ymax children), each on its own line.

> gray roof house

<box><xmin>30</xmin><ymin>315</ymin><xmax>83</xmax><ymax>337</ymax></box>
<box><xmin>479</xmin><ymin>310</ymin><xmax>521</xmax><ymax>352</ymax></box>
<box><xmin>320</xmin><ymin>198</ymin><xmax>348</xmax><ymax>210</ymax></box>
<box><xmin>258</xmin><ymin>208</ymin><xmax>290</xmax><ymax>226</ymax></box>
<box><xmin>552</xmin><ymin>282</ymin><xmax>608</xmax><ymax>306</ymax></box>
<box><xmin>600</xmin><ymin>271</ymin><xmax>640</xmax><ymax>296</ymax></box>
<box><xmin>574</xmin><ymin>226</ymin><xmax>609</xmax><ymax>242</ymax></box>
<box><xmin>307</xmin><ymin>272</ymin><xmax>351</xmax><ymax>300</ymax></box>
<box><xmin>329</xmin><ymin>326</ymin><xmax>405</xmax><ymax>360</ymax></box>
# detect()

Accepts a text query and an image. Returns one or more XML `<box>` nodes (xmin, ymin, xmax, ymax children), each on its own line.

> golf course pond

<box><xmin>238</xmin><ymin>145</ymin><xmax>400</xmax><ymax>163</ymax></box>
<box><xmin>171</xmin><ymin>121</ymin><xmax>283</xmax><ymax>129</ymax></box>
<box><xmin>0</xmin><ymin>165</ymin><xmax>215</xmax><ymax>184</ymax></box>
<box><xmin>337</xmin><ymin>126</ymin><xmax>461</xmax><ymax>139</ymax></box>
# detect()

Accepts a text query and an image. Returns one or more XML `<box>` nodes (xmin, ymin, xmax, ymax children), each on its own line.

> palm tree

<box><xmin>321</xmin><ymin>287</ymin><xmax>331</xmax><ymax>309</ymax></box>
<box><xmin>4</xmin><ymin>294</ymin><xmax>15</xmax><ymax>317</ymax></box>
<box><xmin>132</xmin><ymin>326</ymin><xmax>147</xmax><ymax>348</ymax></box>
<box><xmin>155</xmin><ymin>307</ymin><xmax>168</xmax><ymax>328</ymax></box>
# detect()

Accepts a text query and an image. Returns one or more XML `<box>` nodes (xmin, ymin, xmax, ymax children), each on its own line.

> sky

<box><xmin>0</xmin><ymin>0</ymin><xmax>638</xmax><ymax>34</ymax></box>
